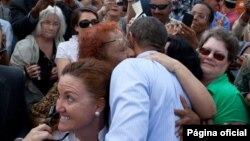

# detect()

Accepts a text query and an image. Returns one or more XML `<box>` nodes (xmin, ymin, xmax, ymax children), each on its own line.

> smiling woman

<box><xmin>197</xmin><ymin>27</ymin><xmax>250</xmax><ymax>124</ymax></box>
<box><xmin>21</xmin><ymin>58</ymin><xmax>112</xmax><ymax>141</ymax></box>
<box><xmin>50</xmin><ymin>58</ymin><xmax>112</xmax><ymax>141</ymax></box>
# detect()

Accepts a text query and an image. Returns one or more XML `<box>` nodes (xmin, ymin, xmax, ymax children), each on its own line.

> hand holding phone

<box><xmin>182</xmin><ymin>12</ymin><xmax>194</xmax><ymax>27</ymax></box>
<box><xmin>132</xmin><ymin>0</ymin><xmax>146</xmax><ymax>19</ymax></box>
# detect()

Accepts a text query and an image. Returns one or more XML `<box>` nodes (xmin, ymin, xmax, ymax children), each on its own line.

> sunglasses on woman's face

<box><xmin>78</xmin><ymin>19</ymin><xmax>99</xmax><ymax>28</ymax></box>
<box><xmin>199</xmin><ymin>48</ymin><xmax>226</xmax><ymax>61</ymax></box>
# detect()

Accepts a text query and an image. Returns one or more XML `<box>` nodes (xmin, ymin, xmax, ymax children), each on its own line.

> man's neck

<box><xmin>134</xmin><ymin>45</ymin><xmax>158</xmax><ymax>57</ymax></box>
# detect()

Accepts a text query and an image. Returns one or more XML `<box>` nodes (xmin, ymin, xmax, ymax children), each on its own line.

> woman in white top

<box><xmin>56</xmin><ymin>7</ymin><xmax>99</xmax><ymax>77</ymax></box>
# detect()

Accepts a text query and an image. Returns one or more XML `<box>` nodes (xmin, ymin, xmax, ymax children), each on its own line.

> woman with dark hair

<box><xmin>166</xmin><ymin>36</ymin><xmax>203</xmax><ymax>80</ymax></box>
<box><xmin>167</xmin><ymin>2</ymin><xmax>214</xmax><ymax>49</ymax></box>
<box><xmin>146</xmin><ymin>35</ymin><xmax>214</xmax><ymax>137</ymax></box>
<box><xmin>148</xmin><ymin>35</ymin><xmax>214</xmax><ymax>119</ymax></box>
<box><xmin>198</xmin><ymin>27</ymin><xmax>249</xmax><ymax>124</ymax></box>
<box><xmin>56</xmin><ymin>7</ymin><xmax>99</xmax><ymax>76</ymax></box>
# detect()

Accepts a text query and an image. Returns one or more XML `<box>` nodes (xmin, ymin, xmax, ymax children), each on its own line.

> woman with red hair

<box><xmin>78</xmin><ymin>21</ymin><xmax>134</xmax><ymax>68</ymax></box>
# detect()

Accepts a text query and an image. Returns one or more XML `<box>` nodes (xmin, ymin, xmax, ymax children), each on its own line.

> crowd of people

<box><xmin>0</xmin><ymin>0</ymin><xmax>249</xmax><ymax>141</ymax></box>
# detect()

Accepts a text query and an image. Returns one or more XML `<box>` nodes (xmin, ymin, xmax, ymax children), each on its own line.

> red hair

<box><xmin>78</xmin><ymin>22</ymin><xmax>120</xmax><ymax>60</ymax></box>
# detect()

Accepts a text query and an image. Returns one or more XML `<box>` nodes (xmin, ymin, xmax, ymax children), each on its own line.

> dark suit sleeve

<box><xmin>10</xmin><ymin>0</ymin><xmax>38</xmax><ymax>40</ymax></box>
<box><xmin>0</xmin><ymin>65</ymin><xmax>29</xmax><ymax>140</ymax></box>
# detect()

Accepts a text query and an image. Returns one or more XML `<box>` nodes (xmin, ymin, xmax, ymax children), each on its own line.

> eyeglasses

<box><xmin>150</xmin><ymin>3</ymin><xmax>169</xmax><ymax>10</ymax></box>
<box><xmin>116</xmin><ymin>2</ymin><xmax>123</xmax><ymax>6</ymax></box>
<box><xmin>104</xmin><ymin>38</ymin><xmax>123</xmax><ymax>44</ymax></box>
<box><xmin>190</xmin><ymin>11</ymin><xmax>207</xmax><ymax>20</ymax></box>
<box><xmin>78</xmin><ymin>19</ymin><xmax>99</xmax><ymax>28</ymax></box>
<box><xmin>199</xmin><ymin>48</ymin><xmax>226</xmax><ymax>61</ymax></box>
<box><xmin>103</xmin><ymin>38</ymin><xmax>127</xmax><ymax>47</ymax></box>
<box><xmin>42</xmin><ymin>20</ymin><xmax>60</xmax><ymax>27</ymax></box>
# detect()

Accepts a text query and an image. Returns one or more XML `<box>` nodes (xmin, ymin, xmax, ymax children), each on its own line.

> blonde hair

<box><xmin>33</xmin><ymin>6</ymin><xmax>66</xmax><ymax>40</ymax></box>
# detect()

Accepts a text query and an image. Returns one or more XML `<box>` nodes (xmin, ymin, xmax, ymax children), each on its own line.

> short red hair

<box><xmin>78</xmin><ymin>22</ymin><xmax>120</xmax><ymax>60</ymax></box>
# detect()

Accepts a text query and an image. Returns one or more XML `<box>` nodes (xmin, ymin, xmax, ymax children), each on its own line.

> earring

<box><xmin>95</xmin><ymin>111</ymin><xmax>100</xmax><ymax>117</ymax></box>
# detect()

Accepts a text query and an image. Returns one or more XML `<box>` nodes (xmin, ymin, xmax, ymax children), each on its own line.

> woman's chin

<box><xmin>58</xmin><ymin>124</ymin><xmax>70</xmax><ymax>132</ymax></box>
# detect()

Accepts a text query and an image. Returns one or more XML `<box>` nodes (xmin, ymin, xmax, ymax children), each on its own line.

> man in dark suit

<box><xmin>0</xmin><ymin>65</ymin><xmax>28</xmax><ymax>140</ymax></box>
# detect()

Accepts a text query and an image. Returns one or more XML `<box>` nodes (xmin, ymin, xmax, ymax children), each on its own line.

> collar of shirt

<box><xmin>136</xmin><ymin>50</ymin><xmax>158</xmax><ymax>58</ymax></box>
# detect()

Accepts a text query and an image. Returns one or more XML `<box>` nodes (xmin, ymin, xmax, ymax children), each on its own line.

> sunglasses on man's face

<box><xmin>150</xmin><ymin>3</ymin><xmax>169</xmax><ymax>10</ymax></box>
<box><xmin>199</xmin><ymin>48</ymin><xmax>226</xmax><ymax>61</ymax></box>
<box><xmin>78</xmin><ymin>19</ymin><xmax>99</xmax><ymax>28</ymax></box>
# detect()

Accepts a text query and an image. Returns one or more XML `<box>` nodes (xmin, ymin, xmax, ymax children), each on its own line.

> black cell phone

<box><xmin>182</xmin><ymin>12</ymin><xmax>194</xmax><ymax>27</ymax></box>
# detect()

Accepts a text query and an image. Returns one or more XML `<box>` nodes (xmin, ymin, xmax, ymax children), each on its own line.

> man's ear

<box><xmin>127</xmin><ymin>32</ymin><xmax>135</xmax><ymax>49</ymax></box>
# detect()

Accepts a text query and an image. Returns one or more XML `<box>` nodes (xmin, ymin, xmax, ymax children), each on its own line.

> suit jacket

<box><xmin>0</xmin><ymin>65</ymin><xmax>27</xmax><ymax>140</ymax></box>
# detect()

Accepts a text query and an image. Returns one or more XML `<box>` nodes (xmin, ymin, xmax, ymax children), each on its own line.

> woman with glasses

<box><xmin>148</xmin><ymin>27</ymin><xmax>250</xmax><ymax>125</ymax></box>
<box><xmin>78</xmin><ymin>21</ymin><xmax>133</xmax><ymax>68</ymax></box>
<box><xmin>197</xmin><ymin>27</ymin><xmax>249</xmax><ymax>124</ymax></box>
<box><xmin>10</xmin><ymin>5</ymin><xmax>66</xmax><ymax>110</ymax></box>
<box><xmin>169</xmin><ymin>2</ymin><xmax>214</xmax><ymax>49</ymax></box>
<box><xmin>56</xmin><ymin>7</ymin><xmax>99</xmax><ymax>77</ymax></box>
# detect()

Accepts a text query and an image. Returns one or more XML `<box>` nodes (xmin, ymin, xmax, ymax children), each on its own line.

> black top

<box><xmin>33</xmin><ymin>43</ymin><xmax>57</xmax><ymax>95</ymax></box>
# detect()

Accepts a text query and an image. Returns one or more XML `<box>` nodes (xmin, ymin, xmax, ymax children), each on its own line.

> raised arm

<box><xmin>146</xmin><ymin>52</ymin><xmax>216</xmax><ymax>119</ymax></box>
<box><xmin>56</xmin><ymin>58</ymin><xmax>70</xmax><ymax>77</ymax></box>
<box><xmin>232</xmin><ymin>11</ymin><xmax>250</xmax><ymax>40</ymax></box>
<box><xmin>10</xmin><ymin>0</ymin><xmax>54</xmax><ymax>40</ymax></box>
<box><xmin>232</xmin><ymin>0</ymin><xmax>250</xmax><ymax>40</ymax></box>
